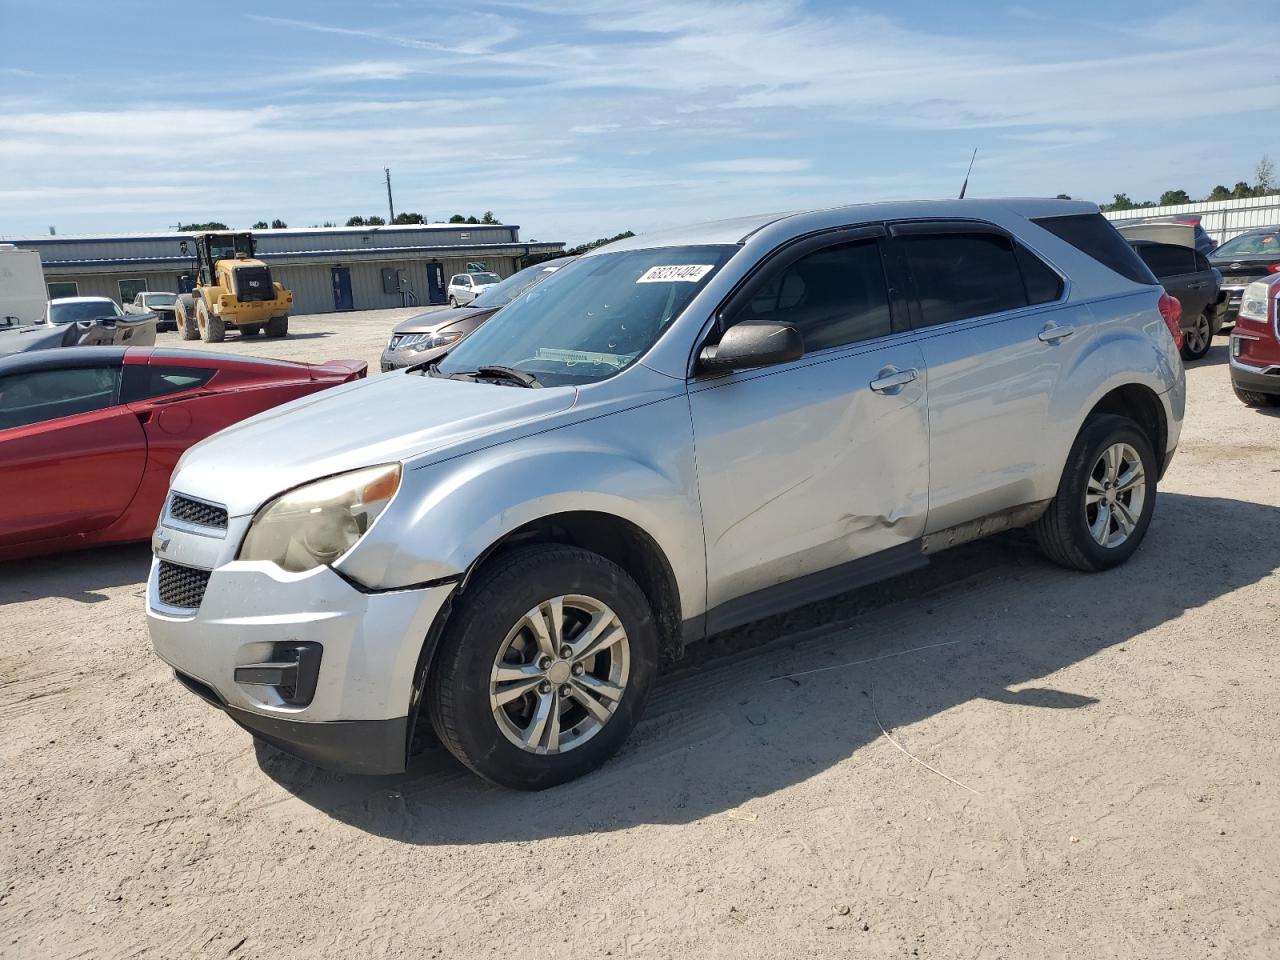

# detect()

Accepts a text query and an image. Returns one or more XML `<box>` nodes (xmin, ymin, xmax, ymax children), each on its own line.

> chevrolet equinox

<box><xmin>147</xmin><ymin>199</ymin><xmax>1186</xmax><ymax>789</ymax></box>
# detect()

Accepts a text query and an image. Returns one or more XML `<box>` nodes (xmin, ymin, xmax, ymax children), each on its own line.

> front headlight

<box><xmin>392</xmin><ymin>330</ymin><xmax>462</xmax><ymax>352</ymax></box>
<box><xmin>239</xmin><ymin>464</ymin><xmax>401</xmax><ymax>573</ymax></box>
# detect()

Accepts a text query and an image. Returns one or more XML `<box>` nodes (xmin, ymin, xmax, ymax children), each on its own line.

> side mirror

<box><xmin>698</xmin><ymin>321</ymin><xmax>804</xmax><ymax>372</ymax></box>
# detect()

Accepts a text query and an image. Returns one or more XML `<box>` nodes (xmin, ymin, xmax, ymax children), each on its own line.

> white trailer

<box><xmin>0</xmin><ymin>244</ymin><xmax>47</xmax><ymax>327</ymax></box>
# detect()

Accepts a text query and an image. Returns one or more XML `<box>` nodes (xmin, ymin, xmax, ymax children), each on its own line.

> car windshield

<box><xmin>470</xmin><ymin>272</ymin><xmax>501</xmax><ymax>285</ymax></box>
<box><xmin>48</xmin><ymin>301</ymin><xmax>120</xmax><ymax>323</ymax></box>
<box><xmin>436</xmin><ymin>244</ymin><xmax>736</xmax><ymax>387</ymax></box>
<box><xmin>1212</xmin><ymin>231</ymin><xmax>1279</xmax><ymax>258</ymax></box>
<box><xmin>468</xmin><ymin>262</ymin><xmax>565</xmax><ymax>309</ymax></box>
<box><xmin>145</xmin><ymin>294</ymin><xmax>177</xmax><ymax>306</ymax></box>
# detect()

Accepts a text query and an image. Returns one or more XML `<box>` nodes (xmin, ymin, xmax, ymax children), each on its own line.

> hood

<box><xmin>391</xmin><ymin>304</ymin><xmax>495</xmax><ymax>335</ymax></box>
<box><xmin>171</xmin><ymin>372</ymin><xmax>578</xmax><ymax>517</ymax></box>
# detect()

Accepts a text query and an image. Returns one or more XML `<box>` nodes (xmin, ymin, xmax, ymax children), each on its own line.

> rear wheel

<box><xmin>195</xmin><ymin>300</ymin><xmax>225</xmax><ymax>343</ymax></box>
<box><xmin>428</xmin><ymin>544</ymin><xmax>659</xmax><ymax>790</ymax></box>
<box><xmin>264</xmin><ymin>315</ymin><xmax>289</xmax><ymax>338</ymax></box>
<box><xmin>448</xmin><ymin>296</ymin><xmax>458</xmax><ymax>307</ymax></box>
<box><xmin>240</xmin><ymin>323</ymin><xmax>263</xmax><ymax>336</ymax></box>
<box><xmin>1180</xmin><ymin>310</ymin><xmax>1213</xmax><ymax>361</ymax></box>
<box><xmin>1034</xmin><ymin>414</ymin><xmax>1157</xmax><ymax>572</ymax></box>
<box><xmin>1233</xmin><ymin>384</ymin><xmax>1280</xmax><ymax>408</ymax></box>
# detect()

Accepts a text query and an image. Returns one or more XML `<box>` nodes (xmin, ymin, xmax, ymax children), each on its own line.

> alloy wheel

<box><xmin>489</xmin><ymin>594</ymin><xmax>630</xmax><ymax>755</ymax></box>
<box><xmin>1084</xmin><ymin>442</ymin><xmax>1146</xmax><ymax>548</ymax></box>
<box><xmin>1185</xmin><ymin>314</ymin><xmax>1211</xmax><ymax>355</ymax></box>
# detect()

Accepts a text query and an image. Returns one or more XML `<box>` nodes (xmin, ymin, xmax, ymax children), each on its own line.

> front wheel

<box><xmin>1180</xmin><ymin>310</ymin><xmax>1213</xmax><ymax>361</ymax></box>
<box><xmin>196</xmin><ymin>301</ymin><xmax>225</xmax><ymax>343</ymax></box>
<box><xmin>428</xmin><ymin>544</ymin><xmax>658</xmax><ymax>790</ymax></box>
<box><xmin>1034</xmin><ymin>414</ymin><xmax>1157</xmax><ymax>572</ymax></box>
<box><xmin>264</xmin><ymin>315</ymin><xmax>288</xmax><ymax>338</ymax></box>
<box><xmin>448</xmin><ymin>296</ymin><xmax>458</xmax><ymax>307</ymax></box>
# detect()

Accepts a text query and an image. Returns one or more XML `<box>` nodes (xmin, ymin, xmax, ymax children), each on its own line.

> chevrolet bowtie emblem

<box><xmin>152</xmin><ymin>530</ymin><xmax>172</xmax><ymax>554</ymax></box>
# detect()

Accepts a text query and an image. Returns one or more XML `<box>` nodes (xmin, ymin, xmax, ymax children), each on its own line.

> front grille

<box><xmin>169</xmin><ymin>494</ymin><xmax>227</xmax><ymax>530</ymax></box>
<box><xmin>157</xmin><ymin>561</ymin><xmax>212</xmax><ymax>610</ymax></box>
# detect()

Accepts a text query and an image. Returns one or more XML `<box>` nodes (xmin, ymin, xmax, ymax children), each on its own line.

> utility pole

<box><xmin>384</xmin><ymin>167</ymin><xmax>396</xmax><ymax>224</ymax></box>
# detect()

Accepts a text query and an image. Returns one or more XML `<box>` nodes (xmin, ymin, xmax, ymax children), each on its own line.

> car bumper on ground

<box><xmin>1229</xmin><ymin>355</ymin><xmax>1280</xmax><ymax>396</ymax></box>
<box><xmin>147</xmin><ymin>559</ymin><xmax>455</xmax><ymax>774</ymax></box>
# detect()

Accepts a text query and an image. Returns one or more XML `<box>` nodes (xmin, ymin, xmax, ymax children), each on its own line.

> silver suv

<box><xmin>147</xmin><ymin>199</ymin><xmax>1185</xmax><ymax>790</ymax></box>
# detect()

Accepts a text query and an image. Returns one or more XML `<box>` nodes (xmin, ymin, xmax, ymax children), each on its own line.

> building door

<box><xmin>331</xmin><ymin>266</ymin><xmax>354</xmax><ymax>311</ymax></box>
<box><xmin>426</xmin><ymin>260</ymin><xmax>446</xmax><ymax>304</ymax></box>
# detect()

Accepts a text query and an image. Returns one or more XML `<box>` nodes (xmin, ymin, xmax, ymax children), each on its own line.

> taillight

<box><xmin>1267</xmin><ymin>264</ymin><xmax>1280</xmax><ymax>274</ymax></box>
<box><xmin>1158</xmin><ymin>293</ymin><xmax>1183</xmax><ymax>350</ymax></box>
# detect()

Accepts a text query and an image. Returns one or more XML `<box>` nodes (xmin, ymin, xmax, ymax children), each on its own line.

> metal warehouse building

<box><xmin>7</xmin><ymin>224</ymin><xmax>566</xmax><ymax>315</ymax></box>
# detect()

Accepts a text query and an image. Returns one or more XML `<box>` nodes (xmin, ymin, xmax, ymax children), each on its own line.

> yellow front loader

<box><xmin>174</xmin><ymin>231</ymin><xmax>293</xmax><ymax>342</ymax></box>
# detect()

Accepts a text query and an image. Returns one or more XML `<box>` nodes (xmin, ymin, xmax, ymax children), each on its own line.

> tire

<box><xmin>240</xmin><ymin>323</ymin><xmax>263</xmax><ymax>336</ymax></box>
<box><xmin>1180</xmin><ymin>310</ymin><xmax>1213</xmax><ymax>361</ymax></box>
<box><xmin>448</xmin><ymin>296</ymin><xmax>458</xmax><ymax>307</ymax></box>
<box><xmin>1034</xmin><ymin>414</ymin><xmax>1158</xmax><ymax>572</ymax></box>
<box><xmin>1233</xmin><ymin>384</ymin><xmax>1280</xmax><ymax>408</ymax></box>
<box><xmin>264</xmin><ymin>315</ymin><xmax>288</xmax><ymax>338</ymax></box>
<box><xmin>428</xmin><ymin>544</ymin><xmax>659</xmax><ymax>790</ymax></box>
<box><xmin>177</xmin><ymin>295</ymin><xmax>200</xmax><ymax>341</ymax></box>
<box><xmin>196</xmin><ymin>300</ymin><xmax>225</xmax><ymax>343</ymax></box>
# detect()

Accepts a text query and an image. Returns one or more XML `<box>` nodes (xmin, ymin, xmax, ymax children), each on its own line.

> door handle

<box><xmin>1187</xmin><ymin>282</ymin><xmax>1206</xmax><ymax>289</ymax></box>
<box><xmin>869</xmin><ymin>367</ymin><xmax>918</xmax><ymax>393</ymax></box>
<box><xmin>1038</xmin><ymin>323</ymin><xmax>1075</xmax><ymax>343</ymax></box>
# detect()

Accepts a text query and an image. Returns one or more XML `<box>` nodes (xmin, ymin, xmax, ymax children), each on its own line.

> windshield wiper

<box><xmin>474</xmin><ymin>365</ymin><xmax>541</xmax><ymax>388</ymax></box>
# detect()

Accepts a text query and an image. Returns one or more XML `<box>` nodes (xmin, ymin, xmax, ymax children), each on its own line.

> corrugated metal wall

<box><xmin>43</xmin><ymin>269</ymin><xmax>181</xmax><ymax>302</ymax></box>
<box><xmin>1104</xmin><ymin>195</ymin><xmax>1280</xmax><ymax>243</ymax></box>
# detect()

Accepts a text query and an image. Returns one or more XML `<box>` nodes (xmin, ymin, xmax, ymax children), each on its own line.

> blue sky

<box><xmin>1</xmin><ymin>0</ymin><xmax>1277</xmax><ymax>245</ymax></box>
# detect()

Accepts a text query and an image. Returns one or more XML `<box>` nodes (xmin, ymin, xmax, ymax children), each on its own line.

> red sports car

<box><xmin>0</xmin><ymin>346</ymin><xmax>366</xmax><ymax>561</ymax></box>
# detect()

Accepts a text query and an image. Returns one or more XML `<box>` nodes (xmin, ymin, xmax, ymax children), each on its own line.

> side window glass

<box><xmin>121</xmin><ymin>365</ymin><xmax>215</xmax><ymax>404</ymax></box>
<box><xmin>0</xmin><ymin>366</ymin><xmax>121</xmax><ymax>430</ymax></box>
<box><xmin>1015</xmin><ymin>245</ymin><xmax>1064</xmax><ymax>304</ymax></box>
<box><xmin>1194</xmin><ymin>252</ymin><xmax>1211</xmax><ymax>273</ymax></box>
<box><xmin>1138</xmin><ymin>243</ymin><xmax>1195</xmax><ymax>278</ymax></box>
<box><xmin>901</xmin><ymin>232</ymin><xmax>1028</xmax><ymax>327</ymax></box>
<box><xmin>725</xmin><ymin>239</ymin><xmax>893</xmax><ymax>352</ymax></box>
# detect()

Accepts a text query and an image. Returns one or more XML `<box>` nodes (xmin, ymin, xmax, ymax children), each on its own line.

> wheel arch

<box><xmin>1083</xmin><ymin>383</ymin><xmax>1168</xmax><ymax>474</ymax></box>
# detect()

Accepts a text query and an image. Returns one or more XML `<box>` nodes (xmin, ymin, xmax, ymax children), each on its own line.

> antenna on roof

<box><xmin>959</xmin><ymin>148</ymin><xmax>978</xmax><ymax>199</ymax></box>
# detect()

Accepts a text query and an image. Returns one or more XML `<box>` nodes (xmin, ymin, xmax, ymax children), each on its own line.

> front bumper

<box><xmin>148</xmin><ymin>559</ymin><xmax>454</xmax><ymax>774</ymax></box>
<box><xmin>1229</xmin><ymin>356</ymin><xmax>1280</xmax><ymax>396</ymax></box>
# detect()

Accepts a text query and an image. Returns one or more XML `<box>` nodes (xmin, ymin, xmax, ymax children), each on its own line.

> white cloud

<box><xmin>693</xmin><ymin>158</ymin><xmax>811</xmax><ymax>173</ymax></box>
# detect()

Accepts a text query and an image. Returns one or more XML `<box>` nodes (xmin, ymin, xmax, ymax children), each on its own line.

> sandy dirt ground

<box><xmin>2</xmin><ymin>312</ymin><xmax>1278</xmax><ymax>959</ymax></box>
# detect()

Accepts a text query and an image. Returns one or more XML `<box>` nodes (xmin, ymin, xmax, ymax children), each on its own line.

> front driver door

<box><xmin>688</xmin><ymin>227</ymin><xmax>929</xmax><ymax>631</ymax></box>
<box><xmin>0</xmin><ymin>364</ymin><xmax>147</xmax><ymax>545</ymax></box>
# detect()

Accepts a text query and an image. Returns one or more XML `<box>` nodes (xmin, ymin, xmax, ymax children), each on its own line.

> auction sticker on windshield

<box><xmin>536</xmin><ymin>348</ymin><xmax>632</xmax><ymax>367</ymax></box>
<box><xmin>636</xmin><ymin>264</ymin><xmax>715</xmax><ymax>283</ymax></box>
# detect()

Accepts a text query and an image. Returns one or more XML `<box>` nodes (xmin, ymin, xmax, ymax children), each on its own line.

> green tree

<box><xmin>1101</xmin><ymin>193</ymin><xmax>1135</xmax><ymax>212</ymax></box>
<box><xmin>178</xmin><ymin>221</ymin><xmax>229</xmax><ymax>231</ymax></box>
<box><xmin>1206</xmin><ymin>184</ymin><xmax>1232</xmax><ymax>201</ymax></box>
<box><xmin>1159</xmin><ymin>190</ymin><xmax>1191</xmax><ymax>205</ymax></box>
<box><xmin>481</xmin><ymin>211</ymin><xmax>499</xmax><ymax>224</ymax></box>
<box><xmin>1231</xmin><ymin>181</ymin><xmax>1253</xmax><ymax>199</ymax></box>
<box><xmin>448</xmin><ymin>214</ymin><xmax>467</xmax><ymax>223</ymax></box>
<box><xmin>322</xmin><ymin>221</ymin><xmax>336</xmax><ymax>227</ymax></box>
<box><xmin>1055</xmin><ymin>193</ymin><xmax>1072</xmax><ymax>200</ymax></box>
<box><xmin>365</xmin><ymin>215</ymin><xmax>386</xmax><ymax>226</ymax></box>
<box><xmin>392</xmin><ymin>212</ymin><xmax>426</xmax><ymax>224</ymax></box>
<box><xmin>1256</xmin><ymin>155</ymin><xmax>1275</xmax><ymax>194</ymax></box>
<box><xmin>465</xmin><ymin>215</ymin><xmax>479</xmax><ymax>224</ymax></box>
<box><xmin>252</xmin><ymin>220</ymin><xmax>269</xmax><ymax>229</ymax></box>
<box><xmin>346</xmin><ymin>216</ymin><xmax>366</xmax><ymax>226</ymax></box>
<box><xmin>270</xmin><ymin>218</ymin><xmax>287</xmax><ymax>229</ymax></box>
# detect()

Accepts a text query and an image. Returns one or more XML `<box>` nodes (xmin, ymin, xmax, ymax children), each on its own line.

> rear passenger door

<box><xmin>890</xmin><ymin>220</ymin><xmax>1081</xmax><ymax>534</ymax></box>
<box><xmin>1137</xmin><ymin>242</ymin><xmax>1210</xmax><ymax>321</ymax></box>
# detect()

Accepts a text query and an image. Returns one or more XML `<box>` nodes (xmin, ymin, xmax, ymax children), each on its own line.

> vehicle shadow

<box><xmin>1190</xmin><ymin>339</ymin><xmax>1230</xmax><ymax>368</ymax></box>
<box><xmin>253</xmin><ymin>491</ymin><xmax>1279</xmax><ymax>843</ymax></box>
<box><xmin>0</xmin><ymin>542</ymin><xmax>152</xmax><ymax>605</ymax></box>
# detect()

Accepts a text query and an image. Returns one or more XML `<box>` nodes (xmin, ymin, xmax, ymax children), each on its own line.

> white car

<box><xmin>45</xmin><ymin>296</ymin><xmax>128</xmax><ymax>324</ymax></box>
<box><xmin>447</xmin><ymin>272</ymin><xmax>501</xmax><ymax>306</ymax></box>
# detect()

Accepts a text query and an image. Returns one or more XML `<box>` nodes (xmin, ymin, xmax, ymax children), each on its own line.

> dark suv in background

<box><xmin>1209</xmin><ymin>226</ymin><xmax>1280</xmax><ymax>326</ymax></box>
<box><xmin>1126</xmin><ymin>239</ymin><xmax>1224</xmax><ymax>361</ymax></box>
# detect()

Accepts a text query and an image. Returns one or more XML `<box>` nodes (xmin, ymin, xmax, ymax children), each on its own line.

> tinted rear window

<box><xmin>1136</xmin><ymin>243</ymin><xmax>1196</xmax><ymax>279</ymax></box>
<box><xmin>901</xmin><ymin>232</ymin><xmax>1028</xmax><ymax>327</ymax></box>
<box><xmin>1032</xmin><ymin>213</ymin><xmax>1157</xmax><ymax>285</ymax></box>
